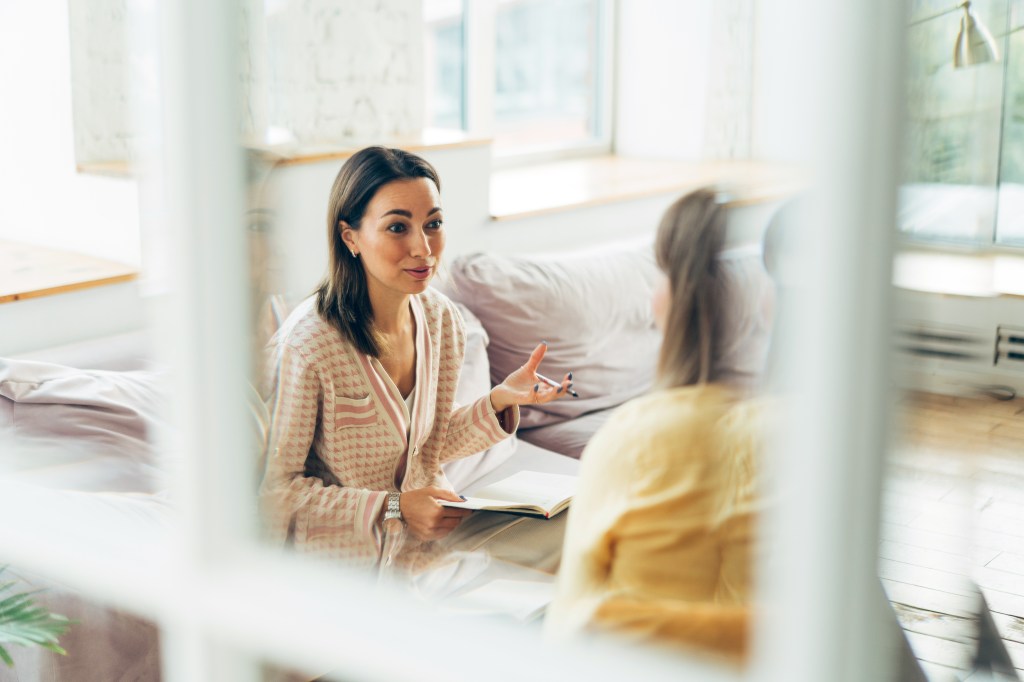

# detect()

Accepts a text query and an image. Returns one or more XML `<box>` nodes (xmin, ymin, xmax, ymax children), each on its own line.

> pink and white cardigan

<box><xmin>259</xmin><ymin>287</ymin><xmax>518</xmax><ymax>568</ymax></box>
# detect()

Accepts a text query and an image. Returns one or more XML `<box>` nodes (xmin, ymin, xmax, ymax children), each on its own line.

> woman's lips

<box><xmin>405</xmin><ymin>266</ymin><xmax>433</xmax><ymax>280</ymax></box>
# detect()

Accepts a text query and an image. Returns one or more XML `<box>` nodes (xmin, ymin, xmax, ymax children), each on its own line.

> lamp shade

<box><xmin>953</xmin><ymin>2</ymin><xmax>1000</xmax><ymax>68</ymax></box>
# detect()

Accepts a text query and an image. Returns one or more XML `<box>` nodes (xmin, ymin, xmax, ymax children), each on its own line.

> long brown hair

<box><xmin>315</xmin><ymin>146</ymin><xmax>441</xmax><ymax>357</ymax></box>
<box><xmin>654</xmin><ymin>188</ymin><xmax>730</xmax><ymax>388</ymax></box>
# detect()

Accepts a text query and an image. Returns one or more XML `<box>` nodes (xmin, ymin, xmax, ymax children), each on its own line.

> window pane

<box><xmin>997</xmin><ymin>3</ymin><xmax>1024</xmax><ymax>246</ymax></box>
<box><xmin>494</xmin><ymin>0</ymin><xmax>602</xmax><ymax>155</ymax></box>
<box><xmin>424</xmin><ymin>0</ymin><xmax>466</xmax><ymax>130</ymax></box>
<box><xmin>900</xmin><ymin>0</ymin><xmax>1008</xmax><ymax>244</ymax></box>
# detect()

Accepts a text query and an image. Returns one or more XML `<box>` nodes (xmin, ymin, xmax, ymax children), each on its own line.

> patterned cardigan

<box><xmin>259</xmin><ymin>287</ymin><xmax>519</xmax><ymax>568</ymax></box>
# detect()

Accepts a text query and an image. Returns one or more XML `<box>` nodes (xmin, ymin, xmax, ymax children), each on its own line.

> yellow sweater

<box><xmin>545</xmin><ymin>385</ymin><xmax>761</xmax><ymax>661</ymax></box>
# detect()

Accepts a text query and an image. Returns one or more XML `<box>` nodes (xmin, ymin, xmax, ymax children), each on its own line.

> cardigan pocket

<box><xmin>334</xmin><ymin>394</ymin><xmax>379</xmax><ymax>429</ymax></box>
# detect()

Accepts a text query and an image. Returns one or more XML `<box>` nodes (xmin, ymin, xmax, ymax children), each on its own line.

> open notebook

<box><xmin>442</xmin><ymin>470</ymin><xmax>577</xmax><ymax>518</ymax></box>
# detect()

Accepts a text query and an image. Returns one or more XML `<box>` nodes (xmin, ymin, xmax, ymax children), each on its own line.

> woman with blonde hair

<box><xmin>546</xmin><ymin>188</ymin><xmax>774</xmax><ymax>661</ymax></box>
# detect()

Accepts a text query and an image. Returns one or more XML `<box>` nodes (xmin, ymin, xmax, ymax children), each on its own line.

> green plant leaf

<box><xmin>0</xmin><ymin>568</ymin><xmax>71</xmax><ymax>668</ymax></box>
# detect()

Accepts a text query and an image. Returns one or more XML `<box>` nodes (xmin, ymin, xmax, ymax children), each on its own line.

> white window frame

<box><xmin>461</xmin><ymin>0</ymin><xmax>616</xmax><ymax>167</ymax></box>
<box><xmin>0</xmin><ymin>0</ymin><xmax>908</xmax><ymax>680</ymax></box>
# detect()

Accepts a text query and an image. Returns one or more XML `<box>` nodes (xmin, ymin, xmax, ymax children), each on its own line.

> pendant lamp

<box><xmin>953</xmin><ymin>1</ymin><xmax>1000</xmax><ymax>68</ymax></box>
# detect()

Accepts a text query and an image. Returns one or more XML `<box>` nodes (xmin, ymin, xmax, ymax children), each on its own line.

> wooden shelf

<box><xmin>76</xmin><ymin>129</ymin><xmax>492</xmax><ymax>176</ymax></box>
<box><xmin>75</xmin><ymin>160</ymin><xmax>134</xmax><ymax>178</ymax></box>
<box><xmin>251</xmin><ymin>128</ymin><xmax>491</xmax><ymax>168</ymax></box>
<box><xmin>0</xmin><ymin>241</ymin><xmax>139</xmax><ymax>304</ymax></box>
<box><xmin>489</xmin><ymin>156</ymin><xmax>805</xmax><ymax>221</ymax></box>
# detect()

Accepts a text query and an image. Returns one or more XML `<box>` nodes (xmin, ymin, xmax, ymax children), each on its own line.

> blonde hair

<box><xmin>655</xmin><ymin>189</ymin><xmax>776</xmax><ymax>389</ymax></box>
<box><xmin>654</xmin><ymin>188</ymin><xmax>729</xmax><ymax>388</ymax></box>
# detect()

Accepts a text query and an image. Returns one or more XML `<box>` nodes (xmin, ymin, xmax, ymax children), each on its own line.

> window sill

<box><xmin>489</xmin><ymin>155</ymin><xmax>805</xmax><ymax>221</ymax></box>
<box><xmin>894</xmin><ymin>250</ymin><xmax>1024</xmax><ymax>299</ymax></box>
<box><xmin>75</xmin><ymin>161</ymin><xmax>134</xmax><ymax>178</ymax></box>
<box><xmin>77</xmin><ymin>129</ymin><xmax>492</xmax><ymax>176</ymax></box>
<box><xmin>251</xmin><ymin>129</ymin><xmax>491</xmax><ymax>168</ymax></box>
<box><xmin>0</xmin><ymin>241</ymin><xmax>138</xmax><ymax>304</ymax></box>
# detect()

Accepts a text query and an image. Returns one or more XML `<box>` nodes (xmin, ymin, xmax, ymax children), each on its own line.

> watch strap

<box><xmin>384</xmin><ymin>492</ymin><xmax>402</xmax><ymax>522</ymax></box>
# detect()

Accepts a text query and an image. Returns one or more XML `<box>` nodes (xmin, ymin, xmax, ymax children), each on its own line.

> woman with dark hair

<box><xmin>260</xmin><ymin>146</ymin><xmax>571</xmax><ymax>570</ymax></box>
<box><xmin>546</xmin><ymin>189</ymin><xmax>774</xmax><ymax>661</ymax></box>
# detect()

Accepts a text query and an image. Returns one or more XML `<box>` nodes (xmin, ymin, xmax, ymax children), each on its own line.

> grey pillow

<box><xmin>445</xmin><ymin>239</ymin><xmax>661</xmax><ymax>430</ymax></box>
<box><xmin>518</xmin><ymin>408</ymin><xmax>617</xmax><ymax>459</ymax></box>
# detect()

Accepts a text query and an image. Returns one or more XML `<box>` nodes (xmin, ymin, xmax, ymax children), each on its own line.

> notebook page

<box><xmin>471</xmin><ymin>471</ymin><xmax>577</xmax><ymax>509</ymax></box>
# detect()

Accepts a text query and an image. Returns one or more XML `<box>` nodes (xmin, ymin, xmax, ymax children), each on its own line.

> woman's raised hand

<box><xmin>399</xmin><ymin>486</ymin><xmax>472</xmax><ymax>541</ymax></box>
<box><xmin>489</xmin><ymin>342</ymin><xmax>573</xmax><ymax>413</ymax></box>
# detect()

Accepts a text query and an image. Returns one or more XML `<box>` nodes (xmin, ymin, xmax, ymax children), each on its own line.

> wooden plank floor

<box><xmin>884</xmin><ymin>391</ymin><xmax>1024</xmax><ymax>681</ymax></box>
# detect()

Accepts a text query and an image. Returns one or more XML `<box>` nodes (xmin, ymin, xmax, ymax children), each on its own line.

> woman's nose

<box><xmin>410</xmin><ymin>229</ymin><xmax>432</xmax><ymax>258</ymax></box>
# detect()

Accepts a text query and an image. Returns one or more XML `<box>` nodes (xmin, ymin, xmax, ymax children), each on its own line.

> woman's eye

<box><xmin>387</xmin><ymin>223</ymin><xmax>406</xmax><ymax>234</ymax></box>
<box><xmin>427</xmin><ymin>220</ymin><xmax>443</xmax><ymax>230</ymax></box>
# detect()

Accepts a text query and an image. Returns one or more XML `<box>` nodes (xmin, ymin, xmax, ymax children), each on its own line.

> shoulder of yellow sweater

<box><xmin>582</xmin><ymin>385</ymin><xmax>748</xmax><ymax>482</ymax></box>
<box><xmin>586</xmin><ymin>386</ymin><xmax>742</xmax><ymax>461</ymax></box>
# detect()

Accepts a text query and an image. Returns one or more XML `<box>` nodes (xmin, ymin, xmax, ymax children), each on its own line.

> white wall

<box><xmin>0</xmin><ymin>2</ymin><xmax>140</xmax><ymax>266</ymax></box>
<box><xmin>265</xmin><ymin>0</ymin><xmax>424</xmax><ymax>144</ymax></box>
<box><xmin>615</xmin><ymin>0</ymin><xmax>754</xmax><ymax>161</ymax></box>
<box><xmin>615</xmin><ymin>0</ymin><xmax>713</xmax><ymax>160</ymax></box>
<box><xmin>1</xmin><ymin>283</ymin><xmax>145</xmax><ymax>357</ymax></box>
<box><xmin>67</xmin><ymin>0</ymin><xmax>135</xmax><ymax>164</ymax></box>
<box><xmin>751</xmin><ymin>1</ymin><xmax>804</xmax><ymax>162</ymax></box>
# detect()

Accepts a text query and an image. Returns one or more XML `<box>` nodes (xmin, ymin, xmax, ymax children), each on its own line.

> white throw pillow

<box><xmin>440</xmin><ymin>302</ymin><xmax>518</xmax><ymax>491</ymax></box>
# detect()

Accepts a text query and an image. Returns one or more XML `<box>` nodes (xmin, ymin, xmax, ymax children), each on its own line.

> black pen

<box><xmin>537</xmin><ymin>373</ymin><xmax>579</xmax><ymax>398</ymax></box>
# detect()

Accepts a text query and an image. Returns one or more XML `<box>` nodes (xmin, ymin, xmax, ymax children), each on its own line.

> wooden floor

<box><xmin>885</xmin><ymin>391</ymin><xmax>1024</xmax><ymax>680</ymax></box>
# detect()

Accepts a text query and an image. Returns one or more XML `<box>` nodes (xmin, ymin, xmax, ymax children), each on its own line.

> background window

<box><xmin>423</xmin><ymin>0</ymin><xmax>610</xmax><ymax>158</ymax></box>
<box><xmin>492</xmin><ymin>0</ymin><xmax>605</xmax><ymax>155</ymax></box>
<box><xmin>901</xmin><ymin>0</ymin><xmax>1024</xmax><ymax>250</ymax></box>
<box><xmin>900</xmin><ymin>0</ymin><xmax>1008</xmax><ymax>245</ymax></box>
<box><xmin>424</xmin><ymin>0</ymin><xmax>466</xmax><ymax>130</ymax></box>
<box><xmin>997</xmin><ymin>3</ymin><xmax>1024</xmax><ymax>245</ymax></box>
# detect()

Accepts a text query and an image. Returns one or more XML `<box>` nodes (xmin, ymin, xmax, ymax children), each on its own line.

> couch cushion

<box><xmin>445</xmin><ymin>238</ymin><xmax>661</xmax><ymax>430</ymax></box>
<box><xmin>518</xmin><ymin>408</ymin><xmax>617</xmax><ymax>459</ymax></box>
